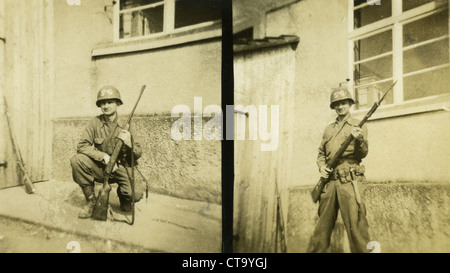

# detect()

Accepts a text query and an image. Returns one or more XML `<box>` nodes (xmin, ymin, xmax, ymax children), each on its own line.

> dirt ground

<box><xmin>0</xmin><ymin>216</ymin><xmax>155</xmax><ymax>253</ymax></box>
<box><xmin>0</xmin><ymin>180</ymin><xmax>221</xmax><ymax>253</ymax></box>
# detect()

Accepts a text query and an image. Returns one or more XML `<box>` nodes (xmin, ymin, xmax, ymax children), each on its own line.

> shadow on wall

<box><xmin>52</xmin><ymin>115</ymin><xmax>221</xmax><ymax>204</ymax></box>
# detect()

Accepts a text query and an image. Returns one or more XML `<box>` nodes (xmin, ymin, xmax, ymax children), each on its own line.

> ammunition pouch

<box><xmin>332</xmin><ymin>162</ymin><xmax>365</xmax><ymax>184</ymax></box>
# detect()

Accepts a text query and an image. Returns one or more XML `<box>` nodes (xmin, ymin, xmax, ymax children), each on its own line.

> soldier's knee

<box><xmin>118</xmin><ymin>187</ymin><xmax>131</xmax><ymax>198</ymax></box>
<box><xmin>70</xmin><ymin>154</ymin><xmax>80</xmax><ymax>168</ymax></box>
<box><xmin>70</xmin><ymin>154</ymin><xmax>87</xmax><ymax>169</ymax></box>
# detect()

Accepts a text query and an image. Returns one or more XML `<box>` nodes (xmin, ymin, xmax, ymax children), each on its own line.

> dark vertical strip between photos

<box><xmin>221</xmin><ymin>0</ymin><xmax>234</xmax><ymax>253</ymax></box>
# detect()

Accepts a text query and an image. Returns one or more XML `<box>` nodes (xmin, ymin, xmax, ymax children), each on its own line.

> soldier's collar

<box><xmin>334</xmin><ymin>115</ymin><xmax>360</xmax><ymax>127</ymax></box>
<box><xmin>334</xmin><ymin>114</ymin><xmax>351</xmax><ymax>125</ymax></box>
<box><xmin>100</xmin><ymin>113</ymin><xmax>119</xmax><ymax>125</ymax></box>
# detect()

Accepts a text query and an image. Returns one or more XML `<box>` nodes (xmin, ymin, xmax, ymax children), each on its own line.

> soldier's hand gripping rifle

<box><xmin>311</xmin><ymin>81</ymin><xmax>397</xmax><ymax>203</ymax></box>
<box><xmin>92</xmin><ymin>85</ymin><xmax>146</xmax><ymax>221</ymax></box>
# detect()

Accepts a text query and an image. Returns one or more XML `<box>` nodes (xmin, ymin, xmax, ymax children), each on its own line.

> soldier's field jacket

<box><xmin>317</xmin><ymin>114</ymin><xmax>368</xmax><ymax>170</ymax></box>
<box><xmin>77</xmin><ymin>114</ymin><xmax>142</xmax><ymax>164</ymax></box>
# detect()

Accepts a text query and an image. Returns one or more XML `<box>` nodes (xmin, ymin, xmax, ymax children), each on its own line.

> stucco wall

<box><xmin>92</xmin><ymin>40</ymin><xmax>222</xmax><ymax>117</ymax></box>
<box><xmin>52</xmin><ymin>116</ymin><xmax>221</xmax><ymax>204</ymax></box>
<box><xmin>53</xmin><ymin>0</ymin><xmax>112</xmax><ymax>119</ymax></box>
<box><xmin>363</xmin><ymin>110</ymin><xmax>450</xmax><ymax>183</ymax></box>
<box><xmin>287</xmin><ymin>183</ymin><xmax>450</xmax><ymax>253</ymax></box>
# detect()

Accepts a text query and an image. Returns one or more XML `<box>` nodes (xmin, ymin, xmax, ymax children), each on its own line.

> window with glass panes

<box><xmin>116</xmin><ymin>0</ymin><xmax>222</xmax><ymax>41</ymax></box>
<box><xmin>349</xmin><ymin>0</ymin><xmax>449</xmax><ymax>109</ymax></box>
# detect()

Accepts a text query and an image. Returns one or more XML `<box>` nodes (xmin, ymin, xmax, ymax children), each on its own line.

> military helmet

<box><xmin>96</xmin><ymin>86</ymin><xmax>123</xmax><ymax>107</ymax></box>
<box><xmin>329</xmin><ymin>87</ymin><xmax>355</xmax><ymax>109</ymax></box>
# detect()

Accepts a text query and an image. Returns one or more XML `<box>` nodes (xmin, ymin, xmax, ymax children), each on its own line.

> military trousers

<box><xmin>308</xmin><ymin>178</ymin><xmax>371</xmax><ymax>253</ymax></box>
<box><xmin>70</xmin><ymin>153</ymin><xmax>143</xmax><ymax>204</ymax></box>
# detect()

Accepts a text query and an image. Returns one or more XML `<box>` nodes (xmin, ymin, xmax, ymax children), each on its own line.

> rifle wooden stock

<box><xmin>91</xmin><ymin>137</ymin><xmax>124</xmax><ymax>221</ymax></box>
<box><xmin>311</xmin><ymin>81</ymin><xmax>397</xmax><ymax>203</ymax></box>
<box><xmin>17</xmin><ymin>160</ymin><xmax>36</xmax><ymax>194</ymax></box>
<box><xmin>91</xmin><ymin>85</ymin><xmax>146</xmax><ymax>221</ymax></box>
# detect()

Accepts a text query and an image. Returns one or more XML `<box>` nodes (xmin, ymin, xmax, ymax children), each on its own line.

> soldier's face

<box><xmin>333</xmin><ymin>100</ymin><xmax>351</xmax><ymax>117</ymax></box>
<box><xmin>99</xmin><ymin>99</ymin><xmax>119</xmax><ymax>116</ymax></box>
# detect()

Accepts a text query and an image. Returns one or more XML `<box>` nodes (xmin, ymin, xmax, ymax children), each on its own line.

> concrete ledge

<box><xmin>286</xmin><ymin>182</ymin><xmax>450</xmax><ymax>253</ymax></box>
<box><xmin>234</xmin><ymin>35</ymin><xmax>300</xmax><ymax>53</ymax></box>
<box><xmin>92</xmin><ymin>22</ymin><xmax>222</xmax><ymax>57</ymax></box>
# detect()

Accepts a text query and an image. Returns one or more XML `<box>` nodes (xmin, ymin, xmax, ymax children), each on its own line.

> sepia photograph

<box><xmin>0</xmin><ymin>0</ymin><xmax>223</xmax><ymax>253</ymax></box>
<box><xmin>232</xmin><ymin>0</ymin><xmax>449</xmax><ymax>254</ymax></box>
<box><xmin>0</xmin><ymin>0</ymin><xmax>449</xmax><ymax>258</ymax></box>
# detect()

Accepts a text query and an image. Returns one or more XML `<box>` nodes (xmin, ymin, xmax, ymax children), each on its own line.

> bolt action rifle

<box><xmin>311</xmin><ymin>81</ymin><xmax>397</xmax><ymax>203</ymax></box>
<box><xmin>92</xmin><ymin>85</ymin><xmax>146</xmax><ymax>221</ymax></box>
<box><xmin>3</xmin><ymin>96</ymin><xmax>36</xmax><ymax>194</ymax></box>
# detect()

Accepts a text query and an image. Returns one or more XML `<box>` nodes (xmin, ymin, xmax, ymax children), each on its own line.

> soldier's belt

<box><xmin>330</xmin><ymin>162</ymin><xmax>365</xmax><ymax>182</ymax></box>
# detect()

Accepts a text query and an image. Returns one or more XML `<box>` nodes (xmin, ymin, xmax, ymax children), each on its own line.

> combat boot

<box><xmin>120</xmin><ymin>201</ymin><xmax>132</xmax><ymax>213</ymax></box>
<box><xmin>118</xmin><ymin>194</ymin><xmax>132</xmax><ymax>212</ymax></box>
<box><xmin>78</xmin><ymin>195</ymin><xmax>96</xmax><ymax>219</ymax></box>
<box><xmin>118</xmin><ymin>191</ymin><xmax>143</xmax><ymax>212</ymax></box>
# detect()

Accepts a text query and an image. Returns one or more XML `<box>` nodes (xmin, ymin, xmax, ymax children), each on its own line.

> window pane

<box><xmin>403</xmin><ymin>10</ymin><xmax>448</xmax><ymax>47</ymax></box>
<box><xmin>121</xmin><ymin>0</ymin><xmax>162</xmax><ymax>10</ymax></box>
<box><xmin>142</xmin><ymin>6</ymin><xmax>164</xmax><ymax>33</ymax></box>
<box><xmin>354</xmin><ymin>1</ymin><xmax>392</xmax><ymax>29</ymax></box>
<box><xmin>403</xmin><ymin>67</ymin><xmax>450</xmax><ymax>100</ymax></box>
<box><xmin>120</xmin><ymin>6</ymin><xmax>164</xmax><ymax>39</ymax></box>
<box><xmin>354</xmin><ymin>55</ymin><xmax>393</xmax><ymax>82</ymax></box>
<box><xmin>175</xmin><ymin>0</ymin><xmax>222</xmax><ymax>29</ymax></box>
<box><xmin>354</xmin><ymin>30</ymin><xmax>392</xmax><ymax>61</ymax></box>
<box><xmin>403</xmin><ymin>38</ymin><xmax>449</xmax><ymax>73</ymax></box>
<box><xmin>355</xmin><ymin>80</ymin><xmax>394</xmax><ymax>109</ymax></box>
<box><xmin>402</xmin><ymin>0</ymin><xmax>435</xmax><ymax>11</ymax></box>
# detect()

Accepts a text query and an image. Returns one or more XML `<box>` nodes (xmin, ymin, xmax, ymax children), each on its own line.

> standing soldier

<box><xmin>308</xmin><ymin>86</ymin><xmax>371</xmax><ymax>253</ymax></box>
<box><xmin>71</xmin><ymin>86</ymin><xmax>143</xmax><ymax>219</ymax></box>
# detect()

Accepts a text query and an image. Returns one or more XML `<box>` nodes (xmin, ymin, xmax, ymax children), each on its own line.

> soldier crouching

<box><xmin>71</xmin><ymin>86</ymin><xmax>143</xmax><ymax>219</ymax></box>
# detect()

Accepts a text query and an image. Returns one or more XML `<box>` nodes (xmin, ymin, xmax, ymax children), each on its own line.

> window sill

<box><xmin>91</xmin><ymin>22</ymin><xmax>222</xmax><ymax>57</ymax></box>
<box><xmin>353</xmin><ymin>93</ymin><xmax>450</xmax><ymax>121</ymax></box>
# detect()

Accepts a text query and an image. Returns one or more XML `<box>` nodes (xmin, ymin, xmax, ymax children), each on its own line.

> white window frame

<box><xmin>348</xmin><ymin>0</ymin><xmax>450</xmax><ymax>117</ymax></box>
<box><xmin>113</xmin><ymin>0</ymin><xmax>221</xmax><ymax>42</ymax></box>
